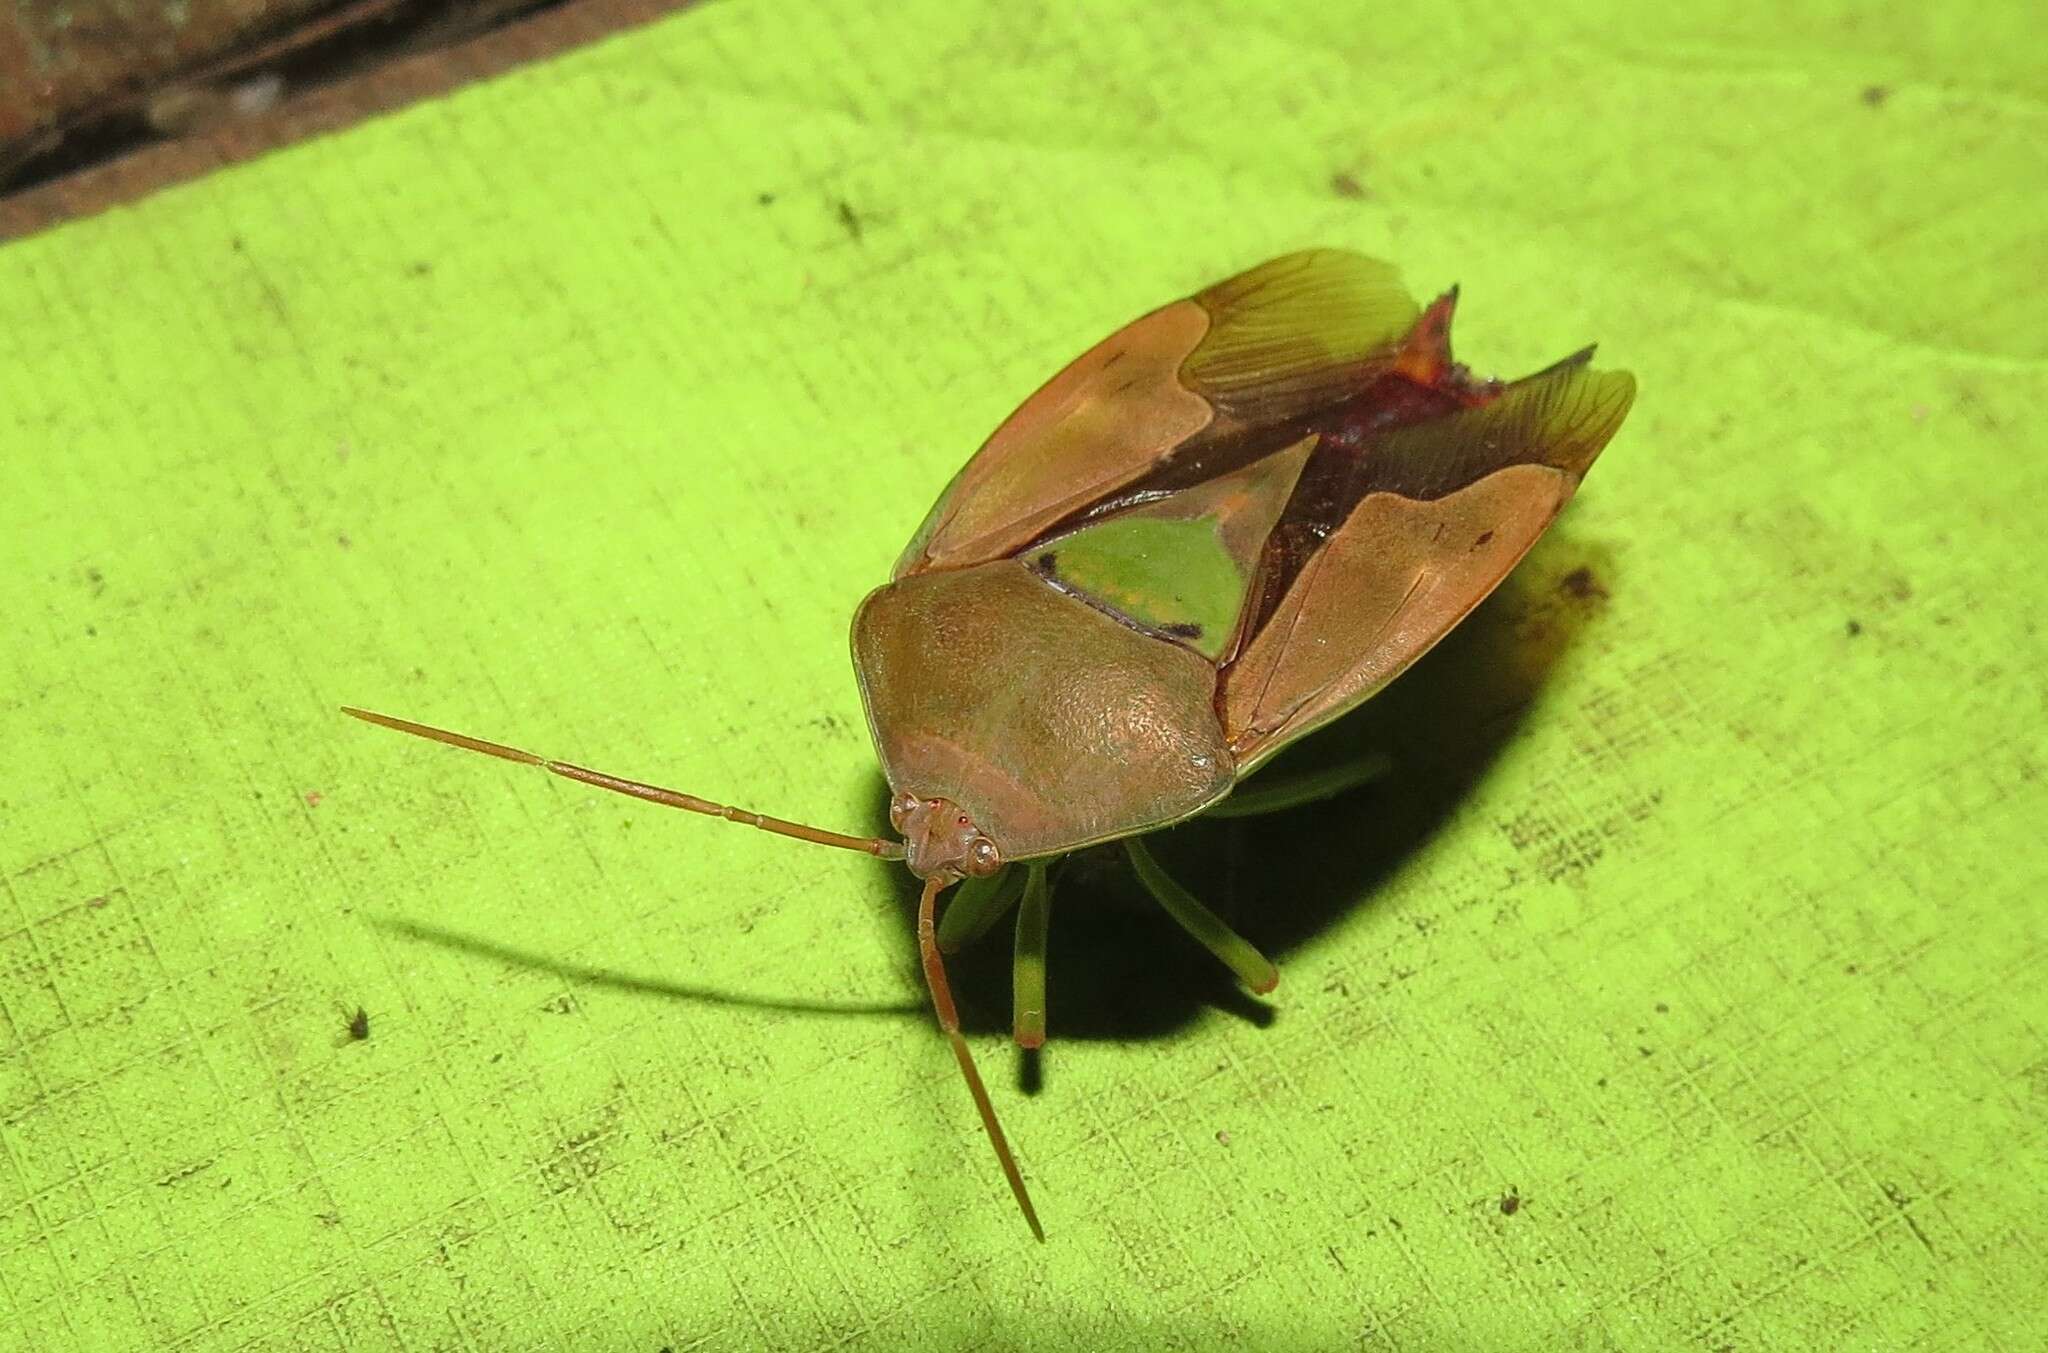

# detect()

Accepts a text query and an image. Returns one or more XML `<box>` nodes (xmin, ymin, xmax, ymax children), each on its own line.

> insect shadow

<box><xmin>375</xmin><ymin>919</ymin><xmax>925</xmax><ymax>1020</ymax></box>
<box><xmin>884</xmin><ymin>536</ymin><xmax>1614</xmax><ymax>1069</ymax></box>
<box><xmin>371</xmin><ymin>538</ymin><xmax>1610</xmax><ymax>1072</ymax></box>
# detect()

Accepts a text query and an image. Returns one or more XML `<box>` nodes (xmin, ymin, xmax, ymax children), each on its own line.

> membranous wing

<box><xmin>894</xmin><ymin>251</ymin><xmax>1424</xmax><ymax>579</ymax></box>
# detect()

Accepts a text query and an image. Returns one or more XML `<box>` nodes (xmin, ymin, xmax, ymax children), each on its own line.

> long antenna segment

<box><xmin>340</xmin><ymin>706</ymin><xmax>905</xmax><ymax>860</ymax></box>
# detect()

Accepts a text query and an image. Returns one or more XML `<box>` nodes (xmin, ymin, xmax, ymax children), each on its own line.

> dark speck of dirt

<box><xmin>1500</xmin><ymin>1189</ymin><xmax>1521</xmax><ymax>1215</ymax></box>
<box><xmin>230</xmin><ymin>236</ymin><xmax>245</xmax><ymax>252</ymax></box>
<box><xmin>757</xmin><ymin>191</ymin><xmax>776</xmax><ymax>206</ymax></box>
<box><xmin>1846</xmin><ymin>619</ymin><xmax>1863</xmax><ymax>637</ymax></box>
<box><xmin>86</xmin><ymin>566</ymin><xmax>106</xmax><ymax>596</ymax></box>
<box><xmin>1330</xmin><ymin>171</ymin><xmax>1367</xmax><ymax>199</ymax></box>
<box><xmin>347</xmin><ymin>1007</ymin><xmax>370</xmax><ymax>1040</ymax></box>
<box><xmin>1637</xmin><ymin>1045</ymin><xmax>1654</xmax><ymax>1058</ymax></box>
<box><xmin>1862</xmin><ymin>85</ymin><xmax>1890</xmax><ymax>107</ymax></box>
<box><xmin>407</xmin><ymin>261</ymin><xmax>432</xmax><ymax>277</ymax></box>
<box><xmin>836</xmin><ymin>199</ymin><xmax>863</xmax><ymax>241</ymax></box>
<box><xmin>1654</xmin><ymin>1002</ymin><xmax>1669</xmax><ymax>1014</ymax></box>
<box><xmin>1560</xmin><ymin>566</ymin><xmax>1609</xmax><ymax>601</ymax></box>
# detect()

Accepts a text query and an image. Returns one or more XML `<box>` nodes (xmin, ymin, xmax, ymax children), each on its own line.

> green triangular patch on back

<box><xmin>1031</xmin><ymin>434</ymin><xmax>1316</xmax><ymax>658</ymax></box>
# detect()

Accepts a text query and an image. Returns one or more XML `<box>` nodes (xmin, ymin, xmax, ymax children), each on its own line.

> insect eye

<box><xmin>965</xmin><ymin>837</ymin><xmax>1001</xmax><ymax>877</ymax></box>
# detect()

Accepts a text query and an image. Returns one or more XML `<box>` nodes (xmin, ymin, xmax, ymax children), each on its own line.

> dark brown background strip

<box><xmin>0</xmin><ymin>0</ymin><xmax>698</xmax><ymax>241</ymax></box>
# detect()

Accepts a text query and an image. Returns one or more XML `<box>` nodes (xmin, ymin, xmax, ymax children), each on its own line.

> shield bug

<box><xmin>346</xmin><ymin>249</ymin><xmax>1635</xmax><ymax>1239</ymax></box>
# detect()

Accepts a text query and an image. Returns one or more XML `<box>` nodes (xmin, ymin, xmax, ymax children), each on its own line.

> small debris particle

<box><xmin>836</xmin><ymin>199</ymin><xmax>863</xmax><ymax>240</ymax></box>
<box><xmin>1654</xmin><ymin>1002</ymin><xmax>1669</xmax><ymax>1014</ymax></box>
<box><xmin>304</xmin><ymin>790</ymin><xmax>323</xmax><ymax>808</ymax></box>
<box><xmin>1330</xmin><ymin>171</ymin><xmax>1367</xmax><ymax>199</ymax></box>
<box><xmin>407</xmin><ymin>261</ymin><xmax>433</xmax><ymax>278</ymax></box>
<box><xmin>1500</xmin><ymin>1189</ymin><xmax>1521</xmax><ymax>1215</ymax></box>
<box><xmin>87</xmin><ymin>895</ymin><xmax>109</xmax><ymax>910</ymax></box>
<box><xmin>347</xmin><ymin>1007</ymin><xmax>370</xmax><ymax>1041</ymax></box>
<box><xmin>1861</xmin><ymin>84</ymin><xmax>1890</xmax><ymax>107</ymax></box>
<box><xmin>1909</xmin><ymin>403</ymin><xmax>1930</xmax><ymax>422</ymax></box>
<box><xmin>337</xmin><ymin>533</ymin><xmax>352</xmax><ymax>549</ymax></box>
<box><xmin>1846</xmin><ymin>619</ymin><xmax>1863</xmax><ymax>637</ymax></box>
<box><xmin>757</xmin><ymin>191</ymin><xmax>776</xmax><ymax>206</ymax></box>
<box><xmin>1637</xmin><ymin>1045</ymin><xmax>1654</xmax><ymax>1058</ymax></box>
<box><xmin>231</xmin><ymin>74</ymin><xmax>285</xmax><ymax>117</ymax></box>
<box><xmin>1215</xmin><ymin>1129</ymin><xmax>1232</xmax><ymax>1146</ymax></box>
<box><xmin>157</xmin><ymin>1160</ymin><xmax>213</xmax><ymax>1186</ymax></box>
<box><xmin>1560</xmin><ymin>566</ymin><xmax>1609</xmax><ymax>601</ymax></box>
<box><xmin>542</xmin><ymin>994</ymin><xmax>579</xmax><ymax>1015</ymax></box>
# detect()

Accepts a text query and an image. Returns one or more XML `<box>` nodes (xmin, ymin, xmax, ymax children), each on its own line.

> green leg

<box><xmin>1123</xmin><ymin>837</ymin><xmax>1279</xmax><ymax>994</ymax></box>
<box><xmin>937</xmin><ymin>865</ymin><xmax>1025</xmax><ymax>953</ymax></box>
<box><xmin>1203</xmin><ymin>750</ymin><xmax>1393</xmax><ymax>819</ymax></box>
<box><xmin>1011</xmin><ymin>863</ymin><xmax>1052</xmax><ymax>1049</ymax></box>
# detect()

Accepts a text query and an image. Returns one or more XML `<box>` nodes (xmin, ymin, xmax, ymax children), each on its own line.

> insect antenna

<box><xmin>917</xmin><ymin>874</ymin><xmax>1045</xmax><ymax>1241</ymax></box>
<box><xmin>340</xmin><ymin>707</ymin><xmax>905</xmax><ymax>860</ymax></box>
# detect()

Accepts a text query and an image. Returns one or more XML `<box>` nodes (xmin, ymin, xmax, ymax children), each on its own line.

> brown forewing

<box><xmin>1222</xmin><ymin>360</ymin><xmax>1637</xmax><ymax>767</ymax></box>
<box><xmin>894</xmin><ymin>251</ymin><xmax>1427</xmax><ymax>579</ymax></box>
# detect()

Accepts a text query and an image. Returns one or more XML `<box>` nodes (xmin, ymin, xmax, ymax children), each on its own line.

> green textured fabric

<box><xmin>3</xmin><ymin>1</ymin><xmax>2044</xmax><ymax>1348</ymax></box>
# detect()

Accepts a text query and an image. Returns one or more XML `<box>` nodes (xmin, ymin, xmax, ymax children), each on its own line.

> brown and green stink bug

<box><xmin>345</xmin><ymin>249</ymin><xmax>1635</xmax><ymax>1240</ymax></box>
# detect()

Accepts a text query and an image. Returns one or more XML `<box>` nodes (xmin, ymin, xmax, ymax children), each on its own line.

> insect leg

<box><xmin>1202</xmin><ymin>751</ymin><xmax>1393</xmax><ymax>818</ymax></box>
<box><xmin>1123</xmin><ymin>837</ymin><xmax>1279</xmax><ymax>994</ymax></box>
<box><xmin>917</xmin><ymin>876</ymin><xmax>1046</xmax><ymax>1241</ymax></box>
<box><xmin>1012</xmin><ymin>863</ymin><xmax>1052</xmax><ymax>1048</ymax></box>
<box><xmin>937</xmin><ymin>865</ymin><xmax>1026</xmax><ymax>953</ymax></box>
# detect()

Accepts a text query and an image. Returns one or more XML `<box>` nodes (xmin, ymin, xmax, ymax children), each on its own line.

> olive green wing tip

<box><xmin>1480</xmin><ymin>345</ymin><xmax>1637</xmax><ymax>480</ymax></box>
<box><xmin>1557</xmin><ymin>357</ymin><xmax>1639</xmax><ymax>477</ymax></box>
